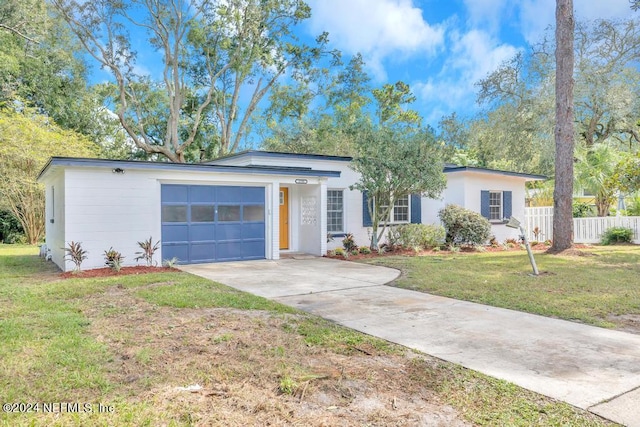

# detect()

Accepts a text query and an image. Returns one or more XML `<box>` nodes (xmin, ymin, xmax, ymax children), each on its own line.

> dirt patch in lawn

<box><xmin>80</xmin><ymin>284</ymin><xmax>470</xmax><ymax>426</ymax></box>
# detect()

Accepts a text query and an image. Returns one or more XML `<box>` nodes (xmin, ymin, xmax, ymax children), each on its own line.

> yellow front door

<box><xmin>279</xmin><ymin>187</ymin><xmax>289</xmax><ymax>250</ymax></box>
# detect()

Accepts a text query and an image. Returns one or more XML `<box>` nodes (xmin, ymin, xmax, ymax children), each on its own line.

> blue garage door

<box><xmin>161</xmin><ymin>184</ymin><xmax>265</xmax><ymax>263</ymax></box>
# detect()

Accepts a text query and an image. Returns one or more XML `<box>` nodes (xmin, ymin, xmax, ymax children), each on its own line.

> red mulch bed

<box><xmin>325</xmin><ymin>243</ymin><xmax>594</xmax><ymax>261</ymax></box>
<box><xmin>60</xmin><ymin>266</ymin><xmax>177</xmax><ymax>279</ymax></box>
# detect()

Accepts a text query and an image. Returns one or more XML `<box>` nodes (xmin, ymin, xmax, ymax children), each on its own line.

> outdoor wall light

<box><xmin>505</xmin><ymin>216</ymin><xmax>539</xmax><ymax>276</ymax></box>
<box><xmin>112</xmin><ymin>168</ymin><xmax>125</xmax><ymax>174</ymax></box>
<box><xmin>295</xmin><ymin>178</ymin><xmax>308</xmax><ymax>184</ymax></box>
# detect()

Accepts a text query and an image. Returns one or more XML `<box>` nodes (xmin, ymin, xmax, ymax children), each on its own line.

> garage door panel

<box><xmin>242</xmin><ymin>241</ymin><xmax>265</xmax><ymax>259</ymax></box>
<box><xmin>190</xmin><ymin>243</ymin><xmax>216</xmax><ymax>262</ymax></box>
<box><xmin>242</xmin><ymin>187</ymin><xmax>265</xmax><ymax>203</ymax></box>
<box><xmin>162</xmin><ymin>224</ymin><xmax>188</xmax><ymax>243</ymax></box>
<box><xmin>162</xmin><ymin>185</ymin><xmax>189</xmax><ymax>202</ymax></box>
<box><xmin>216</xmin><ymin>223</ymin><xmax>242</xmax><ymax>240</ymax></box>
<box><xmin>216</xmin><ymin>186</ymin><xmax>244</xmax><ymax>203</ymax></box>
<box><xmin>189</xmin><ymin>186</ymin><xmax>215</xmax><ymax>202</ymax></box>
<box><xmin>189</xmin><ymin>223</ymin><xmax>216</xmax><ymax>240</ymax></box>
<box><xmin>242</xmin><ymin>223</ymin><xmax>264</xmax><ymax>239</ymax></box>
<box><xmin>163</xmin><ymin>244</ymin><xmax>189</xmax><ymax>262</ymax></box>
<box><xmin>161</xmin><ymin>184</ymin><xmax>265</xmax><ymax>264</ymax></box>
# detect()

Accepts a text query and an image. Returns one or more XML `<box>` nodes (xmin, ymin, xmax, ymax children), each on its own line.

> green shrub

<box><xmin>601</xmin><ymin>227</ymin><xmax>634</xmax><ymax>245</ymax></box>
<box><xmin>342</xmin><ymin>233</ymin><xmax>358</xmax><ymax>252</ymax></box>
<box><xmin>103</xmin><ymin>247</ymin><xmax>124</xmax><ymax>272</ymax></box>
<box><xmin>627</xmin><ymin>194</ymin><xmax>640</xmax><ymax>216</ymax></box>
<box><xmin>438</xmin><ymin>204</ymin><xmax>491</xmax><ymax>246</ymax></box>
<box><xmin>359</xmin><ymin>246</ymin><xmax>372</xmax><ymax>254</ymax></box>
<box><xmin>572</xmin><ymin>201</ymin><xmax>593</xmax><ymax>218</ymax></box>
<box><xmin>387</xmin><ymin>224</ymin><xmax>445</xmax><ymax>250</ymax></box>
<box><xmin>333</xmin><ymin>247</ymin><xmax>345</xmax><ymax>257</ymax></box>
<box><xmin>0</xmin><ymin>210</ymin><xmax>24</xmax><ymax>243</ymax></box>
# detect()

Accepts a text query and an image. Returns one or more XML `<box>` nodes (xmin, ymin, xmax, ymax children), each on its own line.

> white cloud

<box><xmin>414</xmin><ymin>28</ymin><xmax>519</xmax><ymax>124</ymax></box>
<box><xmin>307</xmin><ymin>0</ymin><xmax>445</xmax><ymax>80</ymax></box>
<box><xmin>463</xmin><ymin>0</ymin><xmax>514</xmax><ymax>33</ymax></box>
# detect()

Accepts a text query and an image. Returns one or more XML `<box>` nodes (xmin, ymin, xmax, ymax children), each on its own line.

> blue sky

<box><xmin>90</xmin><ymin>0</ymin><xmax>636</xmax><ymax>131</ymax></box>
<box><xmin>302</xmin><ymin>0</ymin><xmax>636</xmax><ymax>126</ymax></box>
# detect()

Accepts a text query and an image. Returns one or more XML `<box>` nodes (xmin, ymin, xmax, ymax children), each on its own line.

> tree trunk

<box><xmin>552</xmin><ymin>0</ymin><xmax>575</xmax><ymax>252</ymax></box>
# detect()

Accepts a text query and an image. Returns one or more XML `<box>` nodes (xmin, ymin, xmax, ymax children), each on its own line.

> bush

<box><xmin>333</xmin><ymin>247</ymin><xmax>345</xmax><ymax>257</ymax></box>
<box><xmin>342</xmin><ymin>233</ymin><xmax>357</xmax><ymax>252</ymax></box>
<box><xmin>359</xmin><ymin>246</ymin><xmax>372</xmax><ymax>255</ymax></box>
<box><xmin>438</xmin><ymin>204</ymin><xmax>491</xmax><ymax>246</ymax></box>
<box><xmin>103</xmin><ymin>247</ymin><xmax>124</xmax><ymax>272</ymax></box>
<box><xmin>573</xmin><ymin>201</ymin><xmax>593</xmax><ymax>218</ymax></box>
<box><xmin>387</xmin><ymin>224</ymin><xmax>445</xmax><ymax>250</ymax></box>
<box><xmin>0</xmin><ymin>210</ymin><xmax>24</xmax><ymax>243</ymax></box>
<box><xmin>601</xmin><ymin>227</ymin><xmax>633</xmax><ymax>245</ymax></box>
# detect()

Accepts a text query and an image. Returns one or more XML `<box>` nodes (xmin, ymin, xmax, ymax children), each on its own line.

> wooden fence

<box><xmin>523</xmin><ymin>207</ymin><xmax>640</xmax><ymax>244</ymax></box>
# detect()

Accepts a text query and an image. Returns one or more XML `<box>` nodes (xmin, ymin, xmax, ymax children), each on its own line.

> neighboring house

<box><xmin>37</xmin><ymin>151</ymin><xmax>545</xmax><ymax>272</ymax></box>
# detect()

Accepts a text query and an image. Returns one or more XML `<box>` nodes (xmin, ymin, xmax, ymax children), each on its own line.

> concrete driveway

<box><xmin>180</xmin><ymin>258</ymin><xmax>640</xmax><ymax>426</ymax></box>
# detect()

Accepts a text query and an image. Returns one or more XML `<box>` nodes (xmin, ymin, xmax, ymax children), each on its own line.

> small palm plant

<box><xmin>64</xmin><ymin>241</ymin><xmax>88</xmax><ymax>273</ymax></box>
<box><xmin>134</xmin><ymin>237</ymin><xmax>160</xmax><ymax>266</ymax></box>
<box><xmin>103</xmin><ymin>247</ymin><xmax>124</xmax><ymax>272</ymax></box>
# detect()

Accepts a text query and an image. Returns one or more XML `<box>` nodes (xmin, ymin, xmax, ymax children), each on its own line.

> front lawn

<box><xmin>368</xmin><ymin>246</ymin><xmax>640</xmax><ymax>330</ymax></box>
<box><xmin>0</xmin><ymin>244</ymin><xmax>615</xmax><ymax>426</ymax></box>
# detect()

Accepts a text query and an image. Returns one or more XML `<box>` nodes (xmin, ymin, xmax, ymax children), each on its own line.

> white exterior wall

<box><xmin>50</xmin><ymin>166</ymin><xmax>327</xmax><ymax>272</ymax></box>
<box><xmin>454</xmin><ymin>171</ymin><xmax>526</xmax><ymax>242</ymax></box>
<box><xmin>44</xmin><ymin>171</ymin><xmax>66</xmax><ymax>268</ymax></box>
<box><xmin>213</xmin><ymin>155</ymin><xmax>370</xmax><ymax>251</ymax></box>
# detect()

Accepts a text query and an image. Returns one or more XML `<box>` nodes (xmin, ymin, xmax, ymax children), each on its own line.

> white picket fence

<box><xmin>523</xmin><ymin>207</ymin><xmax>640</xmax><ymax>244</ymax></box>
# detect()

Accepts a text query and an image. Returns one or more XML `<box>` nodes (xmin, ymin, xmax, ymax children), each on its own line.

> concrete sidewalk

<box><xmin>180</xmin><ymin>258</ymin><xmax>640</xmax><ymax>426</ymax></box>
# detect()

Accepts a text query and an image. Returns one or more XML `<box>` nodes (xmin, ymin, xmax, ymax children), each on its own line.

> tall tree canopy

<box><xmin>0</xmin><ymin>108</ymin><xmax>98</xmax><ymax>244</ymax></box>
<box><xmin>53</xmin><ymin>0</ymin><xmax>337</xmax><ymax>162</ymax></box>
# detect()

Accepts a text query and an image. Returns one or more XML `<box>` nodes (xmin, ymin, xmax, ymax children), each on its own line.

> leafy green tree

<box><xmin>0</xmin><ymin>108</ymin><xmax>98</xmax><ymax>244</ymax></box>
<box><xmin>53</xmin><ymin>0</ymin><xmax>335</xmax><ymax>162</ymax></box>
<box><xmin>612</xmin><ymin>152</ymin><xmax>640</xmax><ymax>194</ymax></box>
<box><xmin>0</xmin><ymin>0</ymin><xmax>101</xmax><ymax>137</ymax></box>
<box><xmin>350</xmin><ymin>122</ymin><xmax>446</xmax><ymax>249</ymax></box>
<box><xmin>574</xmin><ymin>144</ymin><xmax>619</xmax><ymax>216</ymax></box>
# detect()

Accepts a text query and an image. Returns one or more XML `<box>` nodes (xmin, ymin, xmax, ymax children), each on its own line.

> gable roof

<box><xmin>443</xmin><ymin>165</ymin><xmax>546</xmax><ymax>180</ymax></box>
<box><xmin>37</xmin><ymin>157</ymin><xmax>342</xmax><ymax>182</ymax></box>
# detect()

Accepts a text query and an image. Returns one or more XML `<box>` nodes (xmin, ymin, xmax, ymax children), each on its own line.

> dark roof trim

<box><xmin>37</xmin><ymin>157</ymin><xmax>341</xmax><ymax>181</ymax></box>
<box><xmin>209</xmin><ymin>150</ymin><xmax>353</xmax><ymax>163</ymax></box>
<box><xmin>443</xmin><ymin>165</ymin><xmax>546</xmax><ymax>180</ymax></box>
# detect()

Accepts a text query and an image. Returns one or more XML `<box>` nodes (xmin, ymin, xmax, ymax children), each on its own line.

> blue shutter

<box><xmin>362</xmin><ymin>191</ymin><xmax>372</xmax><ymax>227</ymax></box>
<box><xmin>503</xmin><ymin>191</ymin><xmax>512</xmax><ymax>219</ymax></box>
<box><xmin>410</xmin><ymin>194</ymin><xmax>422</xmax><ymax>224</ymax></box>
<box><xmin>480</xmin><ymin>190</ymin><xmax>490</xmax><ymax>219</ymax></box>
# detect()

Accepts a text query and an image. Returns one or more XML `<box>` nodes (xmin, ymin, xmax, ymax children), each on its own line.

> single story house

<box><xmin>37</xmin><ymin>151</ymin><xmax>545</xmax><ymax>271</ymax></box>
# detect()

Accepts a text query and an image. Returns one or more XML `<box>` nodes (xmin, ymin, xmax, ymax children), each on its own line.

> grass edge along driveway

<box><xmin>367</xmin><ymin>246</ymin><xmax>640</xmax><ymax>330</ymax></box>
<box><xmin>0</xmin><ymin>244</ymin><xmax>616</xmax><ymax>426</ymax></box>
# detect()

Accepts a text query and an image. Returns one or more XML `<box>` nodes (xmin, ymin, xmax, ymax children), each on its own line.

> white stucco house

<box><xmin>37</xmin><ymin>151</ymin><xmax>545</xmax><ymax>272</ymax></box>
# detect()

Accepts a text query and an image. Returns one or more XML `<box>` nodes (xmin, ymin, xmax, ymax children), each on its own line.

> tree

<box><xmin>0</xmin><ymin>108</ymin><xmax>98</xmax><ymax>244</ymax></box>
<box><xmin>350</xmin><ymin>123</ymin><xmax>446</xmax><ymax>249</ymax></box>
<box><xmin>53</xmin><ymin>0</ymin><xmax>335</xmax><ymax>162</ymax></box>
<box><xmin>574</xmin><ymin>144</ymin><xmax>619</xmax><ymax>216</ymax></box>
<box><xmin>552</xmin><ymin>0</ymin><xmax>575</xmax><ymax>251</ymax></box>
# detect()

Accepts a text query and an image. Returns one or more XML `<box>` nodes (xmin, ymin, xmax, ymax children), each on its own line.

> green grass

<box><xmin>0</xmin><ymin>244</ymin><xmax>617</xmax><ymax>426</ymax></box>
<box><xmin>368</xmin><ymin>246</ymin><xmax>640</xmax><ymax>328</ymax></box>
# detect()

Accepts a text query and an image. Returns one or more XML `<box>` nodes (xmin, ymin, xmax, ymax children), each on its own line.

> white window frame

<box><xmin>327</xmin><ymin>189</ymin><xmax>345</xmax><ymax>234</ymax></box>
<box><xmin>489</xmin><ymin>191</ymin><xmax>503</xmax><ymax>222</ymax></box>
<box><xmin>379</xmin><ymin>194</ymin><xmax>411</xmax><ymax>225</ymax></box>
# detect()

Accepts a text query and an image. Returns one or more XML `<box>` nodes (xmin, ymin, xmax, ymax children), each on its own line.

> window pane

<box><xmin>162</xmin><ymin>205</ymin><xmax>187</xmax><ymax>222</ymax></box>
<box><xmin>489</xmin><ymin>191</ymin><xmax>502</xmax><ymax>220</ymax></box>
<box><xmin>327</xmin><ymin>190</ymin><xmax>344</xmax><ymax>233</ymax></box>
<box><xmin>393</xmin><ymin>195</ymin><xmax>409</xmax><ymax>222</ymax></box>
<box><xmin>192</xmin><ymin>205</ymin><xmax>215</xmax><ymax>222</ymax></box>
<box><xmin>244</xmin><ymin>205</ymin><xmax>264</xmax><ymax>222</ymax></box>
<box><xmin>218</xmin><ymin>205</ymin><xmax>241</xmax><ymax>222</ymax></box>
